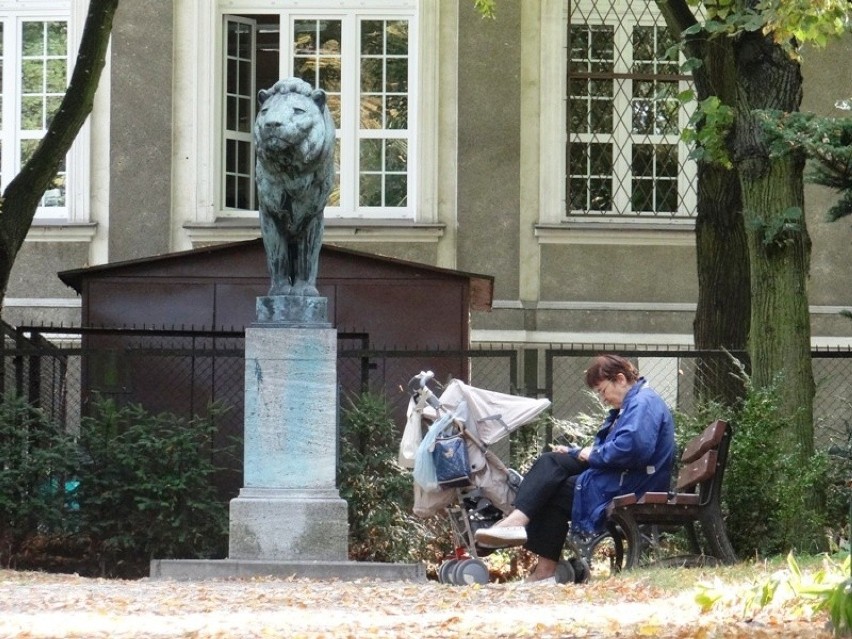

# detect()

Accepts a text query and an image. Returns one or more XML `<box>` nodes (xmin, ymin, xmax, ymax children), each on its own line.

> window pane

<box><xmin>46</xmin><ymin>58</ymin><xmax>66</xmax><ymax>93</ymax></box>
<box><xmin>386</xmin><ymin>95</ymin><xmax>407</xmax><ymax>129</ymax></box>
<box><xmin>360</xmin><ymin>95</ymin><xmax>382</xmax><ymax>129</ymax></box>
<box><xmin>359</xmin><ymin>173</ymin><xmax>381</xmax><ymax>206</ymax></box>
<box><xmin>22</xmin><ymin>22</ymin><xmax>43</xmax><ymax>57</ymax></box>
<box><xmin>21</xmin><ymin>96</ymin><xmax>43</xmax><ymax>130</ymax></box>
<box><xmin>632</xmin><ymin>144</ymin><xmax>654</xmax><ymax>177</ymax></box>
<box><xmin>226</xmin><ymin>95</ymin><xmax>237</xmax><ymax>131</ymax></box>
<box><xmin>385</xmin><ymin>139</ymin><xmax>407</xmax><ymax>172</ymax></box>
<box><xmin>386</xmin><ymin>57</ymin><xmax>407</xmax><ymax>92</ymax></box>
<box><xmin>361</xmin><ymin>58</ymin><xmax>382</xmax><ymax>92</ymax></box>
<box><xmin>360</xmin><ymin>139</ymin><xmax>382</xmax><ymax>172</ymax></box>
<box><xmin>658</xmin><ymin>144</ymin><xmax>678</xmax><ymax>177</ymax></box>
<box><xmin>319</xmin><ymin>62</ymin><xmax>341</xmax><ymax>92</ymax></box>
<box><xmin>632</xmin><ymin>178</ymin><xmax>653</xmax><ymax>211</ymax></box>
<box><xmin>238</xmin><ymin>97</ymin><xmax>252</xmax><ymax>133</ymax></box>
<box><xmin>21</xmin><ymin>59</ymin><xmax>43</xmax><ymax>93</ymax></box>
<box><xmin>386</xmin><ymin>21</ymin><xmax>408</xmax><ymax>55</ymax></box>
<box><xmin>46</xmin><ymin>22</ymin><xmax>67</xmax><ymax>56</ymax></box>
<box><xmin>567</xmin><ymin>142</ymin><xmax>613</xmax><ymax>211</ymax></box>
<box><xmin>589</xmin><ymin>142</ymin><xmax>612</xmax><ymax>175</ymax></box>
<box><xmin>657</xmin><ymin>179</ymin><xmax>678</xmax><ymax>211</ymax></box>
<box><xmin>361</xmin><ymin>20</ymin><xmax>383</xmax><ymax>56</ymax></box>
<box><xmin>588</xmin><ymin>98</ymin><xmax>612</xmax><ymax>133</ymax></box>
<box><xmin>385</xmin><ymin>173</ymin><xmax>406</xmax><ymax>207</ymax></box>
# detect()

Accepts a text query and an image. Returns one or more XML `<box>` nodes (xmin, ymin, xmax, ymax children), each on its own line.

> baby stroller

<box><xmin>399</xmin><ymin>372</ymin><xmax>614</xmax><ymax>585</ymax></box>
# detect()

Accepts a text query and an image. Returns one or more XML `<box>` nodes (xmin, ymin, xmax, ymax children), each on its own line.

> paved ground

<box><xmin>0</xmin><ymin>569</ymin><xmax>835</xmax><ymax>638</ymax></box>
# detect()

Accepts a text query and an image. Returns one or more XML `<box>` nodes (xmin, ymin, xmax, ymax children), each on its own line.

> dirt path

<box><xmin>0</xmin><ymin>569</ymin><xmax>834</xmax><ymax>638</ymax></box>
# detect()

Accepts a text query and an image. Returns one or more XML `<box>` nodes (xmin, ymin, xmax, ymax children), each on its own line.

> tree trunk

<box><xmin>693</xmin><ymin>162</ymin><xmax>750</xmax><ymax>403</ymax></box>
<box><xmin>658</xmin><ymin>0</ymin><xmax>750</xmax><ymax>405</ymax></box>
<box><xmin>733</xmin><ymin>31</ymin><xmax>815</xmax><ymax>459</ymax></box>
<box><xmin>0</xmin><ymin>0</ymin><xmax>120</xmax><ymax>307</ymax></box>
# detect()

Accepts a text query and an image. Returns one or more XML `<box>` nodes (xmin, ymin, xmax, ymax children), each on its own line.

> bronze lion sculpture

<box><xmin>254</xmin><ymin>78</ymin><xmax>335</xmax><ymax>296</ymax></box>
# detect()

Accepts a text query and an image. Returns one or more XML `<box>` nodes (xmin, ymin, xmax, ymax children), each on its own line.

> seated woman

<box><xmin>473</xmin><ymin>354</ymin><xmax>676</xmax><ymax>582</ymax></box>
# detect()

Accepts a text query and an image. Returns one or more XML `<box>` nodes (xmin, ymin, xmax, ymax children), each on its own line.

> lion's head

<box><xmin>254</xmin><ymin>78</ymin><xmax>335</xmax><ymax>172</ymax></box>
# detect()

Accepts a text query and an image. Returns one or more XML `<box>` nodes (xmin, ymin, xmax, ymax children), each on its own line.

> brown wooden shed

<box><xmin>59</xmin><ymin>239</ymin><xmax>493</xmax><ymax>339</ymax></box>
<box><xmin>58</xmin><ymin>240</ymin><xmax>493</xmax><ymax>497</ymax></box>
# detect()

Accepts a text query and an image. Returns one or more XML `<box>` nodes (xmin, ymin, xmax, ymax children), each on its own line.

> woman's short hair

<box><xmin>584</xmin><ymin>354</ymin><xmax>639</xmax><ymax>388</ymax></box>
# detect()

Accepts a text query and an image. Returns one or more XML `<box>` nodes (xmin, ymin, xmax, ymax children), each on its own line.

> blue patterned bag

<box><xmin>432</xmin><ymin>433</ymin><xmax>471</xmax><ymax>489</ymax></box>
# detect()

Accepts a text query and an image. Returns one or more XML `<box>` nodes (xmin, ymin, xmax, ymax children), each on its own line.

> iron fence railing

<box><xmin>2</xmin><ymin>324</ymin><xmax>851</xmax><ymax>496</ymax></box>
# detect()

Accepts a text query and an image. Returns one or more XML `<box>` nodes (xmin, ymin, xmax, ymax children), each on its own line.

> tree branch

<box><xmin>2</xmin><ymin>0</ymin><xmax>120</xmax><ymax>248</ymax></box>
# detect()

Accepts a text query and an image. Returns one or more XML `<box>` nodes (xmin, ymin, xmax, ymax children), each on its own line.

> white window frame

<box><xmin>538</xmin><ymin>0</ymin><xmax>696</xmax><ymax>229</ymax></box>
<box><xmin>178</xmin><ymin>0</ymin><xmax>447</xmax><ymax>242</ymax></box>
<box><xmin>0</xmin><ymin>0</ymin><xmax>90</xmax><ymax>225</ymax></box>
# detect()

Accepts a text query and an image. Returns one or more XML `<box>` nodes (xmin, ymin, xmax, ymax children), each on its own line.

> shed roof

<box><xmin>58</xmin><ymin>239</ymin><xmax>494</xmax><ymax>312</ymax></box>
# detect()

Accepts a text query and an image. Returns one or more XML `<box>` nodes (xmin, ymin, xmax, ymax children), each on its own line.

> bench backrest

<box><xmin>674</xmin><ymin>419</ymin><xmax>730</xmax><ymax>502</ymax></box>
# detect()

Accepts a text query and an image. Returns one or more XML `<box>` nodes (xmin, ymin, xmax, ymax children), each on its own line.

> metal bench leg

<box><xmin>700</xmin><ymin>506</ymin><xmax>737</xmax><ymax>565</ymax></box>
<box><xmin>608</xmin><ymin>512</ymin><xmax>643</xmax><ymax>570</ymax></box>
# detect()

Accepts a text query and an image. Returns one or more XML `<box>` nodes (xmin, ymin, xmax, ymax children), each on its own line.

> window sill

<box><xmin>184</xmin><ymin>219</ymin><xmax>445</xmax><ymax>245</ymax></box>
<box><xmin>26</xmin><ymin>222</ymin><xmax>98</xmax><ymax>242</ymax></box>
<box><xmin>535</xmin><ymin>222</ymin><xmax>695</xmax><ymax>246</ymax></box>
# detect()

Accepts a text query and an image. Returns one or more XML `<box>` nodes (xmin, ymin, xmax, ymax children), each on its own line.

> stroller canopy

<box><xmin>434</xmin><ymin>379</ymin><xmax>551</xmax><ymax>446</ymax></box>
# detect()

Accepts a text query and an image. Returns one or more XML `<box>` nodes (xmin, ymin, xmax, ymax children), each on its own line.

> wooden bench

<box><xmin>605</xmin><ymin>418</ymin><xmax>737</xmax><ymax>569</ymax></box>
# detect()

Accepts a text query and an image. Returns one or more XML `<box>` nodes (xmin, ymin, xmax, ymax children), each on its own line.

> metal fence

<box><xmin>2</xmin><ymin>324</ymin><xmax>851</xmax><ymax>496</ymax></box>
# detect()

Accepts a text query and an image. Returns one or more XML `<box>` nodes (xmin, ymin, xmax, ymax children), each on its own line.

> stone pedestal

<box><xmin>228</xmin><ymin>295</ymin><xmax>348</xmax><ymax>561</ymax></box>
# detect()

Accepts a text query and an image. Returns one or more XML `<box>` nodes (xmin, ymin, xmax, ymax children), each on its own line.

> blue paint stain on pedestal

<box><xmin>228</xmin><ymin>295</ymin><xmax>349</xmax><ymax>561</ymax></box>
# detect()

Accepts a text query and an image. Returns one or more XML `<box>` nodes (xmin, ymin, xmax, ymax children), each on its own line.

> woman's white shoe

<box><xmin>473</xmin><ymin>525</ymin><xmax>528</xmax><ymax>548</ymax></box>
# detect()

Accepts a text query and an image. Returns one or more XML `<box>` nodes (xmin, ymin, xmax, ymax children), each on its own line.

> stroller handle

<box><xmin>408</xmin><ymin>371</ymin><xmax>442</xmax><ymax>410</ymax></box>
<box><xmin>408</xmin><ymin>370</ymin><xmax>434</xmax><ymax>392</ymax></box>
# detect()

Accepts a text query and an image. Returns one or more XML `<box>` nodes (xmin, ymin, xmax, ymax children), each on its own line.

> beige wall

<box><xmin>108</xmin><ymin>0</ymin><xmax>174</xmax><ymax>262</ymax></box>
<box><xmin>2</xmin><ymin>1</ymin><xmax>849</xmax><ymax>348</ymax></box>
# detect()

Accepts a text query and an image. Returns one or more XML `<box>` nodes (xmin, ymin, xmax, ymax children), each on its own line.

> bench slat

<box><xmin>675</xmin><ymin>449</ymin><xmax>717</xmax><ymax>491</ymax></box>
<box><xmin>681</xmin><ymin>419</ymin><xmax>727</xmax><ymax>464</ymax></box>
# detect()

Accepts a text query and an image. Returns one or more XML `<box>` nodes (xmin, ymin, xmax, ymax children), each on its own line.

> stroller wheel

<box><xmin>453</xmin><ymin>558</ymin><xmax>490</xmax><ymax>585</ymax></box>
<box><xmin>438</xmin><ymin>559</ymin><xmax>459</xmax><ymax>584</ymax></box>
<box><xmin>553</xmin><ymin>559</ymin><xmax>575</xmax><ymax>584</ymax></box>
<box><xmin>569</xmin><ymin>557</ymin><xmax>591</xmax><ymax>584</ymax></box>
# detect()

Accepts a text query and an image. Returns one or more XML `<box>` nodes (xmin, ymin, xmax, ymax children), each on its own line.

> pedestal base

<box><xmin>229</xmin><ymin>488</ymin><xmax>348</xmax><ymax>561</ymax></box>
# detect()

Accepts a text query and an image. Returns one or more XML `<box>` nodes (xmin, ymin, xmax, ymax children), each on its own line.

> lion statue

<box><xmin>254</xmin><ymin>77</ymin><xmax>336</xmax><ymax>297</ymax></box>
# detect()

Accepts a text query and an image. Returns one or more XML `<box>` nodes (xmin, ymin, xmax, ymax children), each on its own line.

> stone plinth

<box><xmin>228</xmin><ymin>296</ymin><xmax>348</xmax><ymax>561</ymax></box>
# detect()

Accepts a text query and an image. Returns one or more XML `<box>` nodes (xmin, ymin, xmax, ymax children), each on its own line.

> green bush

<box><xmin>338</xmin><ymin>392</ymin><xmax>437</xmax><ymax>563</ymax></box>
<box><xmin>75</xmin><ymin>398</ymin><xmax>232</xmax><ymax>573</ymax></box>
<box><xmin>725</xmin><ymin>378</ymin><xmax>828</xmax><ymax>555</ymax></box>
<box><xmin>0</xmin><ymin>393</ymin><xmax>80</xmax><ymax>563</ymax></box>
<box><xmin>676</xmin><ymin>372</ymin><xmax>829</xmax><ymax>558</ymax></box>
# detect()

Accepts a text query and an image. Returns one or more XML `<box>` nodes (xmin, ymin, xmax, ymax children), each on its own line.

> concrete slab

<box><xmin>149</xmin><ymin>559</ymin><xmax>428</xmax><ymax>582</ymax></box>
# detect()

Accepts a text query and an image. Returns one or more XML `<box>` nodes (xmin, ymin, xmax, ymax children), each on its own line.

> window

<box><xmin>541</xmin><ymin>0</ymin><xmax>696</xmax><ymax>226</ymax></box>
<box><xmin>0</xmin><ymin>7</ymin><xmax>73</xmax><ymax>220</ymax></box>
<box><xmin>220</xmin><ymin>5</ymin><xmax>416</xmax><ymax>220</ymax></box>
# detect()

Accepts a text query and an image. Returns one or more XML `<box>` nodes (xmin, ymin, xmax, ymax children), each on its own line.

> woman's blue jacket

<box><xmin>570</xmin><ymin>378</ymin><xmax>675</xmax><ymax>534</ymax></box>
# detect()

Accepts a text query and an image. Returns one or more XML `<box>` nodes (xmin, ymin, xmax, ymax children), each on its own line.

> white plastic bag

<box><xmin>398</xmin><ymin>397</ymin><xmax>422</xmax><ymax>469</ymax></box>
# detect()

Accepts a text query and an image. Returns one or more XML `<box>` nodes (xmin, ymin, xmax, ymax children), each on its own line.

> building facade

<box><xmin>3</xmin><ymin>0</ymin><xmax>851</xmax><ymax>359</ymax></box>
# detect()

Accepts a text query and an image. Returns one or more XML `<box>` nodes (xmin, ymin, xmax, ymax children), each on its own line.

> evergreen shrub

<box><xmin>75</xmin><ymin>398</ymin><xmax>232</xmax><ymax>574</ymax></box>
<box><xmin>0</xmin><ymin>393</ymin><xmax>79</xmax><ymax>565</ymax></box>
<box><xmin>337</xmin><ymin>392</ymin><xmax>441</xmax><ymax>563</ymax></box>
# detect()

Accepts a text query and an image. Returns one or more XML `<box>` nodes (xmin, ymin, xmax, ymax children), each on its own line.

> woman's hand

<box><xmin>577</xmin><ymin>446</ymin><xmax>592</xmax><ymax>462</ymax></box>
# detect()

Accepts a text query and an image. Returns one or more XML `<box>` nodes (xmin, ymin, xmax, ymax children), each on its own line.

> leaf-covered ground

<box><xmin>0</xmin><ymin>569</ymin><xmax>835</xmax><ymax>638</ymax></box>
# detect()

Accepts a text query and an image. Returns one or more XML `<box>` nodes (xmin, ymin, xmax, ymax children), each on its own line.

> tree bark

<box><xmin>0</xmin><ymin>0</ymin><xmax>120</xmax><ymax>307</ymax></box>
<box><xmin>733</xmin><ymin>31</ymin><xmax>814</xmax><ymax>457</ymax></box>
<box><xmin>657</xmin><ymin>0</ymin><xmax>750</xmax><ymax>405</ymax></box>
